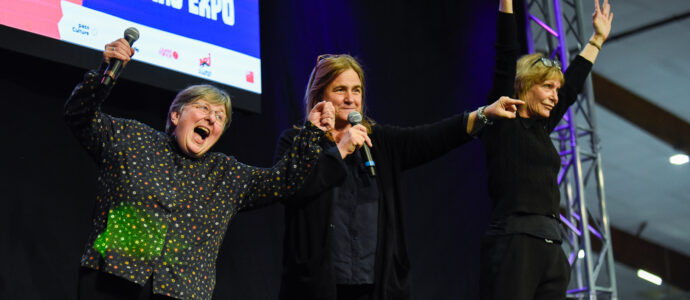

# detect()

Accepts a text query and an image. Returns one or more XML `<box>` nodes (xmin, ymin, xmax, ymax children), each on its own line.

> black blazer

<box><xmin>274</xmin><ymin>114</ymin><xmax>472</xmax><ymax>300</ymax></box>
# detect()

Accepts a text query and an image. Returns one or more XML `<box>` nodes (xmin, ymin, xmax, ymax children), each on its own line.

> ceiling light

<box><xmin>578</xmin><ymin>249</ymin><xmax>585</xmax><ymax>259</ymax></box>
<box><xmin>637</xmin><ymin>269</ymin><xmax>662</xmax><ymax>286</ymax></box>
<box><xmin>669</xmin><ymin>154</ymin><xmax>689</xmax><ymax>165</ymax></box>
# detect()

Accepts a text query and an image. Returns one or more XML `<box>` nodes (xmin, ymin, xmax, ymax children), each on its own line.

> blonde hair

<box><xmin>304</xmin><ymin>54</ymin><xmax>374</xmax><ymax>134</ymax></box>
<box><xmin>165</xmin><ymin>84</ymin><xmax>232</xmax><ymax>136</ymax></box>
<box><xmin>514</xmin><ymin>53</ymin><xmax>565</xmax><ymax>101</ymax></box>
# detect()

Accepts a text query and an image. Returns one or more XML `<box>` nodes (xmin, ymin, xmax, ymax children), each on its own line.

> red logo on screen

<box><xmin>198</xmin><ymin>53</ymin><xmax>212</xmax><ymax>77</ymax></box>
<box><xmin>246</xmin><ymin>71</ymin><xmax>254</xmax><ymax>83</ymax></box>
<box><xmin>158</xmin><ymin>48</ymin><xmax>179</xmax><ymax>60</ymax></box>
<box><xmin>200</xmin><ymin>53</ymin><xmax>211</xmax><ymax>67</ymax></box>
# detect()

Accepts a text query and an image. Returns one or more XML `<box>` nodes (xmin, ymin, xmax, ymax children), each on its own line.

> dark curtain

<box><xmin>0</xmin><ymin>0</ymin><xmax>505</xmax><ymax>299</ymax></box>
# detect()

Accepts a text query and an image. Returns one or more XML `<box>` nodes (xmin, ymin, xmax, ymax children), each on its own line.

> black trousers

<box><xmin>479</xmin><ymin>234</ymin><xmax>570</xmax><ymax>300</ymax></box>
<box><xmin>337</xmin><ymin>284</ymin><xmax>374</xmax><ymax>300</ymax></box>
<box><xmin>78</xmin><ymin>267</ymin><xmax>175</xmax><ymax>300</ymax></box>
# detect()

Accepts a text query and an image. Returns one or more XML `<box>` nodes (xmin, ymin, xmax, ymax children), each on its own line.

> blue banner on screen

<box><xmin>82</xmin><ymin>0</ymin><xmax>259</xmax><ymax>58</ymax></box>
<box><xmin>0</xmin><ymin>0</ymin><xmax>261</xmax><ymax>94</ymax></box>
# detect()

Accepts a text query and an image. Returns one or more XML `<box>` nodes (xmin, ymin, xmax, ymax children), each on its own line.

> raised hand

<box><xmin>308</xmin><ymin>101</ymin><xmax>336</xmax><ymax>132</ymax></box>
<box><xmin>592</xmin><ymin>0</ymin><xmax>614</xmax><ymax>44</ymax></box>
<box><xmin>485</xmin><ymin>96</ymin><xmax>525</xmax><ymax>120</ymax></box>
<box><xmin>336</xmin><ymin>124</ymin><xmax>372</xmax><ymax>159</ymax></box>
<box><xmin>103</xmin><ymin>38</ymin><xmax>135</xmax><ymax>65</ymax></box>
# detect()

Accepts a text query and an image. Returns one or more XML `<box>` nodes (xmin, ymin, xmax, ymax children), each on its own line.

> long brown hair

<box><xmin>304</xmin><ymin>54</ymin><xmax>374</xmax><ymax>136</ymax></box>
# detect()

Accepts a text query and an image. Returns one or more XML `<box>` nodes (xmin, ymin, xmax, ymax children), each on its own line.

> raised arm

<box><xmin>578</xmin><ymin>0</ymin><xmax>613</xmax><ymax>63</ymax></box>
<box><xmin>487</xmin><ymin>1</ymin><xmax>519</xmax><ymax>105</ymax></box>
<box><xmin>547</xmin><ymin>0</ymin><xmax>613</xmax><ymax>131</ymax></box>
<box><xmin>64</xmin><ymin>38</ymin><xmax>135</xmax><ymax>158</ymax></box>
<box><xmin>467</xmin><ymin>0</ymin><xmax>522</xmax><ymax>135</ymax></box>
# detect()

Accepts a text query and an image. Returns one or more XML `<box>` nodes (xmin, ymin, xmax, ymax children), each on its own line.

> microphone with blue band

<box><xmin>348</xmin><ymin>111</ymin><xmax>376</xmax><ymax>177</ymax></box>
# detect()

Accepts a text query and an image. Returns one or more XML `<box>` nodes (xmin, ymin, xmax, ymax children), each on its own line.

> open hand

<box><xmin>592</xmin><ymin>0</ymin><xmax>614</xmax><ymax>43</ymax></box>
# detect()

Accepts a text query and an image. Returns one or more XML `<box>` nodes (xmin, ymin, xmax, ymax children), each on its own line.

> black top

<box><xmin>65</xmin><ymin>70</ymin><xmax>327</xmax><ymax>300</ymax></box>
<box><xmin>330</xmin><ymin>148</ymin><xmax>379</xmax><ymax>284</ymax></box>
<box><xmin>480</xmin><ymin>12</ymin><xmax>593</xmax><ymax>240</ymax></box>
<box><xmin>274</xmin><ymin>113</ymin><xmax>472</xmax><ymax>300</ymax></box>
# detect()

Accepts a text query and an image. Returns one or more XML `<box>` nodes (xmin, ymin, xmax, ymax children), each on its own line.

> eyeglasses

<box><xmin>531</xmin><ymin>57</ymin><xmax>561</xmax><ymax>70</ymax></box>
<box><xmin>188</xmin><ymin>102</ymin><xmax>226</xmax><ymax>124</ymax></box>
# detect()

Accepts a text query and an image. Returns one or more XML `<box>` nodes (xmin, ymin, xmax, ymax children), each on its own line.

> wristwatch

<box><xmin>477</xmin><ymin>106</ymin><xmax>494</xmax><ymax>125</ymax></box>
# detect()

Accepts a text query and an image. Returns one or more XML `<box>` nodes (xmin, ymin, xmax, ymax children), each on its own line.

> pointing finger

<box><xmin>504</xmin><ymin>98</ymin><xmax>525</xmax><ymax>105</ymax></box>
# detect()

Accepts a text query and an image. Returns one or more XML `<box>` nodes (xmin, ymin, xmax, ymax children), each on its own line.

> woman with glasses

<box><xmin>479</xmin><ymin>0</ymin><xmax>613</xmax><ymax>299</ymax></box>
<box><xmin>272</xmin><ymin>40</ymin><xmax>526</xmax><ymax>300</ymax></box>
<box><xmin>66</xmin><ymin>38</ymin><xmax>338</xmax><ymax>300</ymax></box>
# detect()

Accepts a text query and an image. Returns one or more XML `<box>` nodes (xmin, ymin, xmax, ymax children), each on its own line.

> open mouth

<box><xmin>194</xmin><ymin>126</ymin><xmax>210</xmax><ymax>140</ymax></box>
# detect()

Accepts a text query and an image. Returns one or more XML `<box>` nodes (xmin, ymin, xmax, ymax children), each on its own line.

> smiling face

<box><xmin>323</xmin><ymin>68</ymin><xmax>363</xmax><ymax>128</ymax></box>
<box><xmin>170</xmin><ymin>99</ymin><xmax>226</xmax><ymax>157</ymax></box>
<box><xmin>520</xmin><ymin>78</ymin><xmax>561</xmax><ymax>118</ymax></box>
<box><xmin>514</xmin><ymin>54</ymin><xmax>565</xmax><ymax>119</ymax></box>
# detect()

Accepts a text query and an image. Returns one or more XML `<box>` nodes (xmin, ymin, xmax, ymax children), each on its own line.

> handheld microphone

<box><xmin>347</xmin><ymin>111</ymin><xmax>376</xmax><ymax>177</ymax></box>
<box><xmin>101</xmin><ymin>27</ymin><xmax>140</xmax><ymax>86</ymax></box>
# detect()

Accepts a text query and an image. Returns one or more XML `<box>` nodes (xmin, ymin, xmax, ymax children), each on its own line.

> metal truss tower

<box><xmin>522</xmin><ymin>0</ymin><xmax>617</xmax><ymax>299</ymax></box>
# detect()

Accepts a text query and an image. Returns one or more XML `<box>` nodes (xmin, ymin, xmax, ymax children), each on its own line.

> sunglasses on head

<box><xmin>316</xmin><ymin>54</ymin><xmax>336</xmax><ymax>64</ymax></box>
<box><xmin>531</xmin><ymin>57</ymin><xmax>562</xmax><ymax>70</ymax></box>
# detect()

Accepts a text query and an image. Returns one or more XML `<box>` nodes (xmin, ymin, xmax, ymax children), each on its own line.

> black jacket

<box><xmin>481</xmin><ymin>12</ymin><xmax>593</xmax><ymax>224</ymax></box>
<box><xmin>274</xmin><ymin>115</ymin><xmax>472</xmax><ymax>300</ymax></box>
<box><xmin>66</xmin><ymin>70</ymin><xmax>326</xmax><ymax>300</ymax></box>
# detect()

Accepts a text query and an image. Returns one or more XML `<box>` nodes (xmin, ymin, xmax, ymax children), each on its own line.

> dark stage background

<box><xmin>0</xmin><ymin>0</ymin><xmax>520</xmax><ymax>299</ymax></box>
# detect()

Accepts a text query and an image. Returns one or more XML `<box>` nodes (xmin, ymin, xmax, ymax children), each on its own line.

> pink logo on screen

<box><xmin>198</xmin><ymin>53</ymin><xmax>212</xmax><ymax>77</ymax></box>
<box><xmin>246</xmin><ymin>71</ymin><xmax>254</xmax><ymax>83</ymax></box>
<box><xmin>158</xmin><ymin>48</ymin><xmax>178</xmax><ymax>60</ymax></box>
<box><xmin>199</xmin><ymin>53</ymin><xmax>211</xmax><ymax>67</ymax></box>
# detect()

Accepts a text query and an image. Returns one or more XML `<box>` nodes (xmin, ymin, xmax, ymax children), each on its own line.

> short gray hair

<box><xmin>165</xmin><ymin>84</ymin><xmax>232</xmax><ymax>136</ymax></box>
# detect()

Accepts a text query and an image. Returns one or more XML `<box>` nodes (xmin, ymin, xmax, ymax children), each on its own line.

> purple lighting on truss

<box><xmin>569</xmin><ymin>213</ymin><xmax>604</xmax><ymax>240</ymax></box>
<box><xmin>568</xmin><ymin>287</ymin><xmax>588</xmax><ymax>294</ymax></box>
<box><xmin>560</xmin><ymin>214</ymin><xmax>582</xmax><ymax>236</ymax></box>
<box><xmin>528</xmin><ymin>14</ymin><xmax>559</xmax><ymax>37</ymax></box>
<box><xmin>560</xmin><ymin>213</ymin><xmax>605</xmax><ymax>242</ymax></box>
<box><xmin>588</xmin><ymin>225</ymin><xmax>603</xmax><ymax>239</ymax></box>
<box><xmin>568</xmin><ymin>252</ymin><xmax>577</xmax><ymax>265</ymax></box>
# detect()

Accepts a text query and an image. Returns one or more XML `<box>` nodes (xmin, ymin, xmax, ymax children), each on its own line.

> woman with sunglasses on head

<box><xmin>272</xmin><ymin>36</ymin><xmax>526</xmax><ymax>300</ymax></box>
<box><xmin>66</xmin><ymin>37</ymin><xmax>339</xmax><ymax>300</ymax></box>
<box><xmin>478</xmin><ymin>0</ymin><xmax>613</xmax><ymax>299</ymax></box>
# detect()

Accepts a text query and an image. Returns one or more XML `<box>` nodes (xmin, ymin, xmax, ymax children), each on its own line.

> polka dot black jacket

<box><xmin>65</xmin><ymin>70</ymin><xmax>325</xmax><ymax>299</ymax></box>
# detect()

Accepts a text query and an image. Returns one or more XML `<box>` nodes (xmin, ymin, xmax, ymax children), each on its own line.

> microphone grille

<box><xmin>347</xmin><ymin>111</ymin><xmax>362</xmax><ymax>125</ymax></box>
<box><xmin>124</xmin><ymin>27</ymin><xmax>140</xmax><ymax>42</ymax></box>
